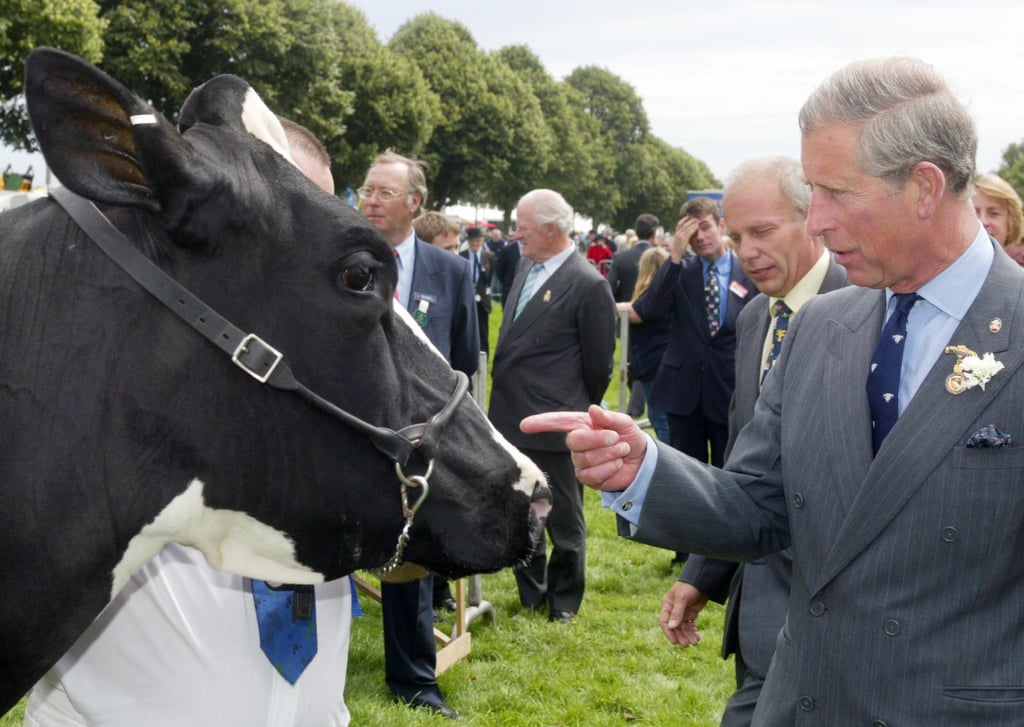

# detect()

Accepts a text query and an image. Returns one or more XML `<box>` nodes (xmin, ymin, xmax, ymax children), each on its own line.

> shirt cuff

<box><xmin>599</xmin><ymin>434</ymin><xmax>660</xmax><ymax>529</ymax></box>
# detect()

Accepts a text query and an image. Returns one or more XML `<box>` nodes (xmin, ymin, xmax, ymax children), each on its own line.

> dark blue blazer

<box><xmin>637</xmin><ymin>252</ymin><xmax>753</xmax><ymax>423</ymax></box>
<box><xmin>407</xmin><ymin>237</ymin><xmax>479</xmax><ymax>376</ymax></box>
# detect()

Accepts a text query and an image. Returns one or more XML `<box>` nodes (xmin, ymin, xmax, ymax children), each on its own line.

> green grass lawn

<box><xmin>1</xmin><ymin>301</ymin><xmax>735</xmax><ymax>726</ymax></box>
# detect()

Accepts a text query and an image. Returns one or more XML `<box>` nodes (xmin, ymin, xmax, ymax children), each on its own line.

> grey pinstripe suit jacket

<box><xmin>631</xmin><ymin>243</ymin><xmax>1024</xmax><ymax>725</ymax></box>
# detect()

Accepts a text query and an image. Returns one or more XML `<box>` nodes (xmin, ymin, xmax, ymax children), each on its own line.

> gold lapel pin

<box><xmin>543</xmin><ymin>290</ymin><xmax>552</xmax><ymax>302</ymax></box>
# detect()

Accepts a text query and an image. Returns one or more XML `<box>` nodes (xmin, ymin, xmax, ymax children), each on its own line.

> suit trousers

<box><xmin>381</xmin><ymin>577</ymin><xmax>443</xmax><ymax>707</ymax></box>
<box><xmin>667</xmin><ymin>411</ymin><xmax>728</xmax><ymax>467</ymax></box>
<box><xmin>719</xmin><ymin>648</ymin><xmax>760</xmax><ymax>727</ymax></box>
<box><xmin>514</xmin><ymin>448</ymin><xmax>586</xmax><ymax>613</ymax></box>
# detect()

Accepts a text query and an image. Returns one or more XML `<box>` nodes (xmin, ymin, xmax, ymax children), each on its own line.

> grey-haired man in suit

<box><xmin>522</xmin><ymin>57</ymin><xmax>1024</xmax><ymax>726</ymax></box>
<box><xmin>666</xmin><ymin>156</ymin><xmax>847</xmax><ymax>727</ymax></box>
<box><xmin>489</xmin><ymin>188</ymin><xmax>616</xmax><ymax>624</ymax></box>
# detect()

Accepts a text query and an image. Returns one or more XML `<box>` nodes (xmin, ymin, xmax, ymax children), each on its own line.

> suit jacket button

<box><xmin>799</xmin><ymin>695</ymin><xmax>815</xmax><ymax>711</ymax></box>
<box><xmin>872</xmin><ymin>721</ymin><xmax>889</xmax><ymax>727</ymax></box>
<box><xmin>941</xmin><ymin>526</ymin><xmax>958</xmax><ymax>542</ymax></box>
<box><xmin>809</xmin><ymin>600</ymin><xmax>826</xmax><ymax>617</ymax></box>
<box><xmin>792</xmin><ymin>492</ymin><xmax>805</xmax><ymax>508</ymax></box>
<box><xmin>883</xmin><ymin>619</ymin><xmax>901</xmax><ymax>636</ymax></box>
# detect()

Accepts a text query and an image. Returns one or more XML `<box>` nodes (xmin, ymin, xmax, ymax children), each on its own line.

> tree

<box><xmin>998</xmin><ymin>139</ymin><xmax>1024</xmax><ymax>202</ymax></box>
<box><xmin>0</xmin><ymin>0</ymin><xmax>106</xmax><ymax>150</ymax></box>
<box><xmin>497</xmin><ymin>45</ymin><xmax>618</xmax><ymax>226</ymax></box>
<box><xmin>389</xmin><ymin>14</ymin><xmax>549</xmax><ymax>211</ymax></box>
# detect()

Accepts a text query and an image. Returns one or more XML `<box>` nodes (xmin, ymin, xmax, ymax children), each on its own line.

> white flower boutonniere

<box><xmin>944</xmin><ymin>345</ymin><xmax>1005</xmax><ymax>394</ymax></box>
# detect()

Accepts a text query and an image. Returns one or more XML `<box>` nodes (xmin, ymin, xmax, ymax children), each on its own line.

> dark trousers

<box><xmin>381</xmin><ymin>577</ymin><xmax>443</xmax><ymax>706</ymax></box>
<box><xmin>514</xmin><ymin>448</ymin><xmax>586</xmax><ymax>613</ymax></box>
<box><xmin>667</xmin><ymin>411</ymin><xmax>728</xmax><ymax>467</ymax></box>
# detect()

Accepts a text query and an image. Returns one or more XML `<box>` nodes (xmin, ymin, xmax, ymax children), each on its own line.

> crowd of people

<box><xmin>19</xmin><ymin>51</ymin><xmax>1024</xmax><ymax>727</ymax></box>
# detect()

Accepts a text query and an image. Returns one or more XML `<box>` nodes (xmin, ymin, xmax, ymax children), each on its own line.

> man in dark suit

<box><xmin>525</xmin><ymin>57</ymin><xmax>1024</xmax><ymax>726</ymax></box>
<box><xmin>461</xmin><ymin>226</ymin><xmax>494</xmax><ymax>353</ymax></box>
<box><xmin>665</xmin><ymin>157</ymin><xmax>847</xmax><ymax>727</ymax></box>
<box><xmin>489</xmin><ymin>188</ymin><xmax>616</xmax><ymax>623</ymax></box>
<box><xmin>359</xmin><ymin>150</ymin><xmax>478</xmax><ymax>719</ymax></box>
<box><xmin>609</xmin><ymin>214</ymin><xmax>660</xmax><ymax>418</ymax></box>
<box><xmin>608</xmin><ymin>213</ymin><xmax>659</xmax><ymax>302</ymax></box>
<box><xmin>493</xmin><ymin>237</ymin><xmax>521</xmax><ymax>306</ymax></box>
<box><xmin>636</xmin><ymin>197</ymin><xmax>753</xmax><ymax>469</ymax></box>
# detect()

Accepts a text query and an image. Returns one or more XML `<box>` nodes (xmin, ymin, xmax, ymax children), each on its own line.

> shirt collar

<box><xmin>770</xmin><ymin>250</ymin><xmax>831</xmax><ymax>315</ymax></box>
<box><xmin>893</xmin><ymin>222</ymin><xmax>992</xmax><ymax>320</ymax></box>
<box><xmin>700</xmin><ymin>252</ymin><xmax>731</xmax><ymax>277</ymax></box>
<box><xmin>393</xmin><ymin>230</ymin><xmax>417</xmax><ymax>269</ymax></box>
<box><xmin>536</xmin><ymin>243</ymin><xmax>577</xmax><ymax>274</ymax></box>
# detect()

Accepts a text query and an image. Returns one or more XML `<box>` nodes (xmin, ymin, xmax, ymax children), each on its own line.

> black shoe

<box><xmin>549</xmin><ymin>609</ymin><xmax>575</xmax><ymax>624</ymax></box>
<box><xmin>408</xmin><ymin>698</ymin><xmax>460</xmax><ymax>719</ymax></box>
<box><xmin>436</xmin><ymin>596</ymin><xmax>457</xmax><ymax>612</ymax></box>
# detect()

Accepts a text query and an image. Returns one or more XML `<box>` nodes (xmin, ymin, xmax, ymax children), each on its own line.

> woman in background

<box><xmin>973</xmin><ymin>173</ymin><xmax>1024</xmax><ymax>265</ymax></box>
<box><xmin>618</xmin><ymin>246</ymin><xmax>671</xmax><ymax>441</ymax></box>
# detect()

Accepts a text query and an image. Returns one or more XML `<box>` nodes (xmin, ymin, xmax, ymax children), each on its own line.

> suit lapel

<box><xmin>408</xmin><ymin>238</ymin><xmax>436</xmax><ymax>313</ymax></box>
<box><xmin>814</xmin><ymin>251</ymin><xmax>1024</xmax><ymax>592</ymax></box>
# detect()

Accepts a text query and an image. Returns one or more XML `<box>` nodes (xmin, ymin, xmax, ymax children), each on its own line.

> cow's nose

<box><xmin>529</xmin><ymin>480</ymin><xmax>552</xmax><ymax>542</ymax></box>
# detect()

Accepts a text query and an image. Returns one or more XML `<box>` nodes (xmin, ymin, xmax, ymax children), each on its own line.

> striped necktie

<box><xmin>514</xmin><ymin>263</ymin><xmax>544</xmax><ymax>319</ymax></box>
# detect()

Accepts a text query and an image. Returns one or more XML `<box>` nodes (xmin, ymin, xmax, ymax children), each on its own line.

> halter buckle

<box><xmin>232</xmin><ymin>334</ymin><xmax>283</xmax><ymax>383</ymax></box>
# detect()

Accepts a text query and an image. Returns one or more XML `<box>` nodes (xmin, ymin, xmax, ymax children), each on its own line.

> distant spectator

<box><xmin>586</xmin><ymin>233</ymin><xmax>613</xmax><ymax>275</ymax></box>
<box><xmin>413</xmin><ymin>211</ymin><xmax>461</xmax><ymax>254</ymax></box>
<box><xmin>486</xmin><ymin>226</ymin><xmax>507</xmax><ymax>255</ymax></box>
<box><xmin>460</xmin><ymin>227</ymin><xmax>494</xmax><ymax>353</ymax></box>
<box><xmin>493</xmin><ymin>236</ymin><xmax>522</xmax><ymax>306</ymax></box>
<box><xmin>973</xmin><ymin>173</ymin><xmax>1024</xmax><ymax>265</ymax></box>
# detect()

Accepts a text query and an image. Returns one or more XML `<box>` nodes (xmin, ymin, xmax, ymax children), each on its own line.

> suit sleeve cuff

<box><xmin>600</xmin><ymin>434</ymin><xmax>659</xmax><ymax>535</ymax></box>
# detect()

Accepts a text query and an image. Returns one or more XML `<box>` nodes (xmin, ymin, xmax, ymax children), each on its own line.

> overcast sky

<box><xmin>6</xmin><ymin>1</ymin><xmax>1022</xmax><ymax>187</ymax></box>
<box><xmin>346</xmin><ymin>0</ymin><xmax>1023</xmax><ymax>182</ymax></box>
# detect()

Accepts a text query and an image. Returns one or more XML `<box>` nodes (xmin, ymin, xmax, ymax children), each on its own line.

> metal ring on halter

<box><xmin>395</xmin><ymin>460</ymin><xmax>433</xmax><ymax>519</ymax></box>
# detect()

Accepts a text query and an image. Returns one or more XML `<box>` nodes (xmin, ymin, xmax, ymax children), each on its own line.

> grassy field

<box><xmin>1</xmin><ymin>301</ymin><xmax>735</xmax><ymax>726</ymax></box>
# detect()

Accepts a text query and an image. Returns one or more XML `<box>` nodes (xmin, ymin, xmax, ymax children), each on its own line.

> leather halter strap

<box><xmin>50</xmin><ymin>186</ymin><xmax>468</xmax><ymax>468</ymax></box>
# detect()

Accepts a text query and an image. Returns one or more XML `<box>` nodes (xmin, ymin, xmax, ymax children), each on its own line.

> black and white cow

<box><xmin>0</xmin><ymin>48</ymin><xmax>549</xmax><ymax>711</ymax></box>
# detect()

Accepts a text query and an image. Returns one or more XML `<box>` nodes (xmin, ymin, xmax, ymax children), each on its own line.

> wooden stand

<box><xmin>352</xmin><ymin>575</ymin><xmax>472</xmax><ymax>676</ymax></box>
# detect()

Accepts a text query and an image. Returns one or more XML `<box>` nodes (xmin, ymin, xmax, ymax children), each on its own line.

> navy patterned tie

<box><xmin>762</xmin><ymin>300</ymin><xmax>792</xmax><ymax>384</ymax></box>
<box><xmin>252</xmin><ymin>581</ymin><xmax>318</xmax><ymax>684</ymax></box>
<box><xmin>866</xmin><ymin>293</ymin><xmax>920</xmax><ymax>454</ymax></box>
<box><xmin>705</xmin><ymin>263</ymin><xmax>721</xmax><ymax>335</ymax></box>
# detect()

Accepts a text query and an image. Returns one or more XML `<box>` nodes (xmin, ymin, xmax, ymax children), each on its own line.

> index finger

<box><xmin>520</xmin><ymin>411</ymin><xmax>594</xmax><ymax>434</ymax></box>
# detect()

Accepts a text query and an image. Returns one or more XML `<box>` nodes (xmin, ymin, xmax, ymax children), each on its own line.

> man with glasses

<box><xmin>358</xmin><ymin>151</ymin><xmax>478</xmax><ymax>719</ymax></box>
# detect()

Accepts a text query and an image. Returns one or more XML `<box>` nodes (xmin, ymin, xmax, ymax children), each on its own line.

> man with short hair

<box><xmin>638</xmin><ymin>198</ymin><xmax>753</xmax><ymax>470</ymax></box>
<box><xmin>359</xmin><ymin>150</ymin><xmax>478</xmax><ymax>719</ymax></box>
<box><xmin>608</xmin><ymin>213</ymin><xmax>659</xmax><ymax>303</ymax></box>
<box><xmin>609</xmin><ymin>213</ymin><xmax>660</xmax><ymax>418</ymax></box>
<box><xmin>667</xmin><ymin>157</ymin><xmax>847</xmax><ymax>727</ymax></box>
<box><xmin>490</xmin><ymin>189</ymin><xmax>616</xmax><ymax>623</ymax></box>
<box><xmin>413</xmin><ymin>211</ymin><xmax>461</xmax><ymax>254</ymax></box>
<box><xmin>525</xmin><ymin>57</ymin><xmax>1024</xmax><ymax>726</ymax></box>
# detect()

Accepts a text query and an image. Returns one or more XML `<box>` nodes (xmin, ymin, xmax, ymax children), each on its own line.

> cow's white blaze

<box><xmin>392</xmin><ymin>299</ymin><xmax>546</xmax><ymax>497</ymax></box>
<box><xmin>111</xmin><ymin>479</ymin><xmax>323</xmax><ymax>599</ymax></box>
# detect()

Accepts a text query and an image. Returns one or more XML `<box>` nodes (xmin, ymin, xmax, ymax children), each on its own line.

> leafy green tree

<box><xmin>998</xmin><ymin>139</ymin><xmax>1024</xmax><ymax>202</ymax></box>
<box><xmin>389</xmin><ymin>14</ymin><xmax>549</xmax><ymax>211</ymax></box>
<box><xmin>0</xmin><ymin>0</ymin><xmax>106</xmax><ymax>149</ymax></box>
<box><xmin>497</xmin><ymin>45</ymin><xmax>618</xmax><ymax>227</ymax></box>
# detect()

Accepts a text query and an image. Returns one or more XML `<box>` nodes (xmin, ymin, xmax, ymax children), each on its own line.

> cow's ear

<box><xmin>25</xmin><ymin>47</ymin><xmax>190</xmax><ymax>213</ymax></box>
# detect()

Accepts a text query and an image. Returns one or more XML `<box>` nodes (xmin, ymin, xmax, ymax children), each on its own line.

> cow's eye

<box><xmin>340</xmin><ymin>266</ymin><xmax>375</xmax><ymax>292</ymax></box>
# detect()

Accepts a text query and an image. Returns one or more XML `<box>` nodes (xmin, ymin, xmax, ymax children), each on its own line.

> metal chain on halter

<box><xmin>370</xmin><ymin>460</ymin><xmax>434</xmax><ymax>577</ymax></box>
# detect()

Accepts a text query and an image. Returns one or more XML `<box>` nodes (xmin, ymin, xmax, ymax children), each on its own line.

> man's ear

<box><xmin>910</xmin><ymin>161</ymin><xmax>946</xmax><ymax>220</ymax></box>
